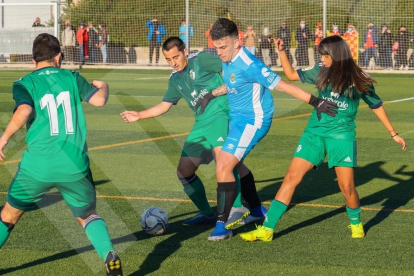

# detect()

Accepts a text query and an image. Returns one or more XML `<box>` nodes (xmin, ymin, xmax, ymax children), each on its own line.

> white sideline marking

<box><xmin>390</xmin><ymin>97</ymin><xmax>414</xmax><ymax>103</ymax></box>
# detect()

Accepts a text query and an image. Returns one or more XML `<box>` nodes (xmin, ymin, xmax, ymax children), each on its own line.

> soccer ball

<box><xmin>141</xmin><ymin>207</ymin><xmax>168</xmax><ymax>235</ymax></box>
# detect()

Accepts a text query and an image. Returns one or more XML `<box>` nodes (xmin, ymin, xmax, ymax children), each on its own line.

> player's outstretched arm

<box><xmin>274</xmin><ymin>38</ymin><xmax>300</xmax><ymax>81</ymax></box>
<box><xmin>88</xmin><ymin>80</ymin><xmax>109</xmax><ymax>107</ymax></box>
<box><xmin>120</xmin><ymin>101</ymin><xmax>173</xmax><ymax>123</ymax></box>
<box><xmin>275</xmin><ymin>80</ymin><xmax>338</xmax><ymax>120</ymax></box>
<box><xmin>0</xmin><ymin>104</ymin><xmax>32</xmax><ymax>161</ymax></box>
<box><xmin>371</xmin><ymin>106</ymin><xmax>406</xmax><ymax>151</ymax></box>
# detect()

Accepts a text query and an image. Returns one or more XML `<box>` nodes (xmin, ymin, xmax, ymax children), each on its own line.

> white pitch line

<box><xmin>390</xmin><ymin>97</ymin><xmax>414</xmax><ymax>103</ymax></box>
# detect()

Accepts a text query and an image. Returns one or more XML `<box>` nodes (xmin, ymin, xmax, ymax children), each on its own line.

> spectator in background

<box><xmin>378</xmin><ymin>23</ymin><xmax>393</xmax><ymax>69</ymax></box>
<box><xmin>179</xmin><ymin>19</ymin><xmax>193</xmax><ymax>48</ymax></box>
<box><xmin>98</xmin><ymin>23</ymin><xmax>108</xmax><ymax>64</ymax></box>
<box><xmin>313</xmin><ymin>22</ymin><xmax>323</xmax><ymax>63</ymax></box>
<box><xmin>87</xmin><ymin>22</ymin><xmax>99</xmax><ymax>63</ymax></box>
<box><xmin>145</xmin><ymin>18</ymin><xmax>166</xmax><ymax>66</ymax></box>
<box><xmin>295</xmin><ymin>19</ymin><xmax>311</xmax><ymax>67</ymax></box>
<box><xmin>395</xmin><ymin>25</ymin><xmax>410</xmax><ymax>70</ymax></box>
<box><xmin>76</xmin><ymin>22</ymin><xmax>88</xmax><ymax>64</ymax></box>
<box><xmin>330</xmin><ymin>22</ymin><xmax>343</xmax><ymax>36</ymax></box>
<box><xmin>258</xmin><ymin>26</ymin><xmax>273</xmax><ymax>67</ymax></box>
<box><xmin>363</xmin><ymin>22</ymin><xmax>379</xmax><ymax>69</ymax></box>
<box><xmin>32</xmin><ymin>17</ymin><xmax>45</xmax><ymax>27</ymax></box>
<box><xmin>205</xmin><ymin>23</ymin><xmax>217</xmax><ymax>55</ymax></box>
<box><xmin>343</xmin><ymin>24</ymin><xmax>359</xmax><ymax>63</ymax></box>
<box><xmin>61</xmin><ymin>22</ymin><xmax>76</xmax><ymax>63</ymax></box>
<box><xmin>276</xmin><ymin>21</ymin><xmax>293</xmax><ymax>64</ymax></box>
<box><xmin>244</xmin><ymin>26</ymin><xmax>256</xmax><ymax>55</ymax></box>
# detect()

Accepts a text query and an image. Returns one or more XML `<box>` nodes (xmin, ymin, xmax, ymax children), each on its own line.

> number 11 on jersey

<box><xmin>40</xmin><ymin>91</ymin><xmax>74</xmax><ymax>136</ymax></box>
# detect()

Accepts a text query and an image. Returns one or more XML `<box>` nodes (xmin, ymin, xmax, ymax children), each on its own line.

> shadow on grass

<box><xmin>131</xmin><ymin>212</ymin><xmax>215</xmax><ymax>275</ymax></box>
<box><xmin>0</xmin><ymin>211</ymin><xmax>200</xmax><ymax>275</ymax></box>
<box><xmin>254</xmin><ymin>161</ymin><xmax>412</xmax><ymax>237</ymax></box>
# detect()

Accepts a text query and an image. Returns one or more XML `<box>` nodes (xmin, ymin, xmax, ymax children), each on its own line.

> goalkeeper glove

<box><xmin>195</xmin><ymin>92</ymin><xmax>215</xmax><ymax>115</ymax></box>
<box><xmin>308</xmin><ymin>94</ymin><xmax>338</xmax><ymax>121</ymax></box>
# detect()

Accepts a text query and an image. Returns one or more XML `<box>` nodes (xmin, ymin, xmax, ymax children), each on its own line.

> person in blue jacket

<box><xmin>146</xmin><ymin>18</ymin><xmax>166</xmax><ymax>66</ymax></box>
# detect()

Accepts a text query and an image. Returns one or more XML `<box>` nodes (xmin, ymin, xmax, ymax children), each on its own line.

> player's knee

<box><xmin>176</xmin><ymin>164</ymin><xmax>196</xmax><ymax>179</ymax></box>
<box><xmin>340</xmin><ymin>185</ymin><xmax>356</xmax><ymax>198</ymax></box>
<box><xmin>216</xmin><ymin>162</ymin><xmax>232</xmax><ymax>177</ymax></box>
<box><xmin>283</xmin><ymin>171</ymin><xmax>303</xmax><ymax>187</ymax></box>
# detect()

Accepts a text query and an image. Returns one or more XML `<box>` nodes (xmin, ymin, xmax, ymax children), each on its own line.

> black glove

<box><xmin>194</xmin><ymin>92</ymin><xmax>215</xmax><ymax>114</ymax></box>
<box><xmin>308</xmin><ymin>94</ymin><xmax>338</xmax><ymax>121</ymax></box>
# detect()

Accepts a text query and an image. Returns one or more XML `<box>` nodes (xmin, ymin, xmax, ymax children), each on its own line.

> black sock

<box><xmin>217</xmin><ymin>181</ymin><xmax>236</xmax><ymax>223</ymax></box>
<box><xmin>240</xmin><ymin>171</ymin><xmax>261</xmax><ymax>209</ymax></box>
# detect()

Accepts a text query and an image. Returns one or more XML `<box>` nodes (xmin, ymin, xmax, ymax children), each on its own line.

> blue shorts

<box><xmin>221</xmin><ymin>120</ymin><xmax>272</xmax><ymax>161</ymax></box>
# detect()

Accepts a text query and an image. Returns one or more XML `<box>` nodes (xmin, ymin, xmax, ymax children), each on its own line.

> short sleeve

<box><xmin>12</xmin><ymin>83</ymin><xmax>34</xmax><ymax>112</ymax></box>
<box><xmin>360</xmin><ymin>85</ymin><xmax>383</xmax><ymax>109</ymax></box>
<box><xmin>73</xmin><ymin>71</ymin><xmax>98</xmax><ymax>102</ymax></box>
<box><xmin>297</xmin><ymin>63</ymin><xmax>321</xmax><ymax>85</ymax></box>
<box><xmin>197</xmin><ymin>52</ymin><xmax>222</xmax><ymax>73</ymax></box>
<box><xmin>248</xmin><ymin>62</ymin><xmax>281</xmax><ymax>90</ymax></box>
<box><xmin>162</xmin><ymin>77</ymin><xmax>181</xmax><ymax>105</ymax></box>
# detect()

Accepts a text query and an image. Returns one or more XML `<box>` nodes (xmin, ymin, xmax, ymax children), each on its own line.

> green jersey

<box><xmin>13</xmin><ymin>67</ymin><xmax>97</xmax><ymax>182</ymax></box>
<box><xmin>163</xmin><ymin>52</ymin><xmax>229</xmax><ymax>122</ymax></box>
<box><xmin>297</xmin><ymin>63</ymin><xmax>382</xmax><ymax>141</ymax></box>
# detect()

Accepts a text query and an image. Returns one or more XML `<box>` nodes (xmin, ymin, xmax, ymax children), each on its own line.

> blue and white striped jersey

<box><xmin>222</xmin><ymin>47</ymin><xmax>281</xmax><ymax>127</ymax></box>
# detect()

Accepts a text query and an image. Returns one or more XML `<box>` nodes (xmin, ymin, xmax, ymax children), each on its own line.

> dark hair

<box><xmin>32</xmin><ymin>33</ymin><xmax>61</xmax><ymax>62</ymax></box>
<box><xmin>317</xmin><ymin>36</ymin><xmax>375</xmax><ymax>95</ymax></box>
<box><xmin>162</xmin><ymin>37</ymin><xmax>186</xmax><ymax>52</ymax></box>
<box><xmin>210</xmin><ymin>18</ymin><xmax>238</xmax><ymax>41</ymax></box>
<box><xmin>100</xmin><ymin>22</ymin><xmax>105</xmax><ymax>28</ymax></box>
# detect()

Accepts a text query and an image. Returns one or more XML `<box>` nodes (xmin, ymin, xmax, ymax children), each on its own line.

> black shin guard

<box><xmin>240</xmin><ymin>171</ymin><xmax>261</xmax><ymax>208</ymax></box>
<box><xmin>217</xmin><ymin>181</ymin><xmax>236</xmax><ymax>223</ymax></box>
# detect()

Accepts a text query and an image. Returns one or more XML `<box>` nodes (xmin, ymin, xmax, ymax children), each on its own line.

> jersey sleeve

<box><xmin>12</xmin><ymin>82</ymin><xmax>34</xmax><ymax>112</ymax></box>
<box><xmin>360</xmin><ymin>85</ymin><xmax>383</xmax><ymax>109</ymax></box>
<box><xmin>162</xmin><ymin>77</ymin><xmax>181</xmax><ymax>105</ymax></box>
<box><xmin>197</xmin><ymin>51</ymin><xmax>222</xmax><ymax>73</ymax></box>
<box><xmin>73</xmin><ymin>71</ymin><xmax>99</xmax><ymax>102</ymax></box>
<box><xmin>247</xmin><ymin>61</ymin><xmax>281</xmax><ymax>90</ymax></box>
<box><xmin>297</xmin><ymin>63</ymin><xmax>321</xmax><ymax>85</ymax></box>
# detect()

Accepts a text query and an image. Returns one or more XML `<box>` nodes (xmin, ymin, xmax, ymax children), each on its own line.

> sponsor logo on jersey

<box><xmin>190</xmin><ymin>89</ymin><xmax>209</xmax><ymax>107</ymax></box>
<box><xmin>321</xmin><ymin>94</ymin><xmax>349</xmax><ymax>111</ymax></box>
<box><xmin>217</xmin><ymin>137</ymin><xmax>224</xmax><ymax>142</ymax></box>
<box><xmin>296</xmin><ymin>145</ymin><xmax>302</xmax><ymax>152</ymax></box>
<box><xmin>226</xmin><ymin>86</ymin><xmax>238</xmax><ymax>94</ymax></box>
<box><xmin>330</xmin><ymin>92</ymin><xmax>340</xmax><ymax>98</ymax></box>
<box><xmin>261</xmin><ymin>68</ymin><xmax>270</xmax><ymax>77</ymax></box>
<box><xmin>46</xmin><ymin>70</ymin><xmax>50</xmax><ymax>75</ymax></box>
<box><xmin>189</xmin><ymin>70</ymin><xmax>195</xmax><ymax>80</ymax></box>
<box><xmin>227</xmin><ymin>143</ymin><xmax>235</xmax><ymax>150</ymax></box>
<box><xmin>261</xmin><ymin>67</ymin><xmax>277</xmax><ymax>83</ymax></box>
<box><xmin>230</xmin><ymin>73</ymin><xmax>236</xmax><ymax>84</ymax></box>
<box><xmin>344</xmin><ymin>156</ymin><xmax>352</xmax><ymax>162</ymax></box>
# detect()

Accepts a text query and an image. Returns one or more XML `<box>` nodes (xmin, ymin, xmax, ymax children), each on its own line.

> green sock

<box><xmin>84</xmin><ymin>218</ymin><xmax>114</xmax><ymax>260</ymax></box>
<box><xmin>346</xmin><ymin>205</ymin><xmax>361</xmax><ymax>225</ymax></box>
<box><xmin>232</xmin><ymin>168</ymin><xmax>243</xmax><ymax>208</ymax></box>
<box><xmin>263</xmin><ymin>200</ymin><xmax>288</xmax><ymax>230</ymax></box>
<box><xmin>0</xmin><ymin>222</ymin><xmax>11</xmax><ymax>248</ymax></box>
<box><xmin>182</xmin><ymin>175</ymin><xmax>214</xmax><ymax>216</ymax></box>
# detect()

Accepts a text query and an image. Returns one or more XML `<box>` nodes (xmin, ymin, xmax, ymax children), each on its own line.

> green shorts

<box><xmin>293</xmin><ymin>132</ymin><xmax>357</xmax><ymax>168</ymax></box>
<box><xmin>181</xmin><ymin>116</ymin><xmax>229</xmax><ymax>164</ymax></box>
<box><xmin>7</xmin><ymin>165</ymin><xmax>96</xmax><ymax>217</ymax></box>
